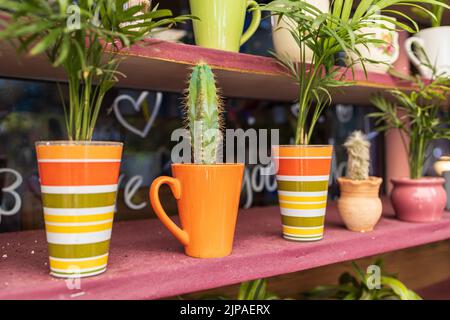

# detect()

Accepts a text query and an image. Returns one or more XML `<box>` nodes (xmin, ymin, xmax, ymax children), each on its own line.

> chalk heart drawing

<box><xmin>113</xmin><ymin>91</ymin><xmax>162</xmax><ymax>138</ymax></box>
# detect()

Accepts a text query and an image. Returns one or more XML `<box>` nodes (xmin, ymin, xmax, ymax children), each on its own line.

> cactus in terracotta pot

<box><xmin>185</xmin><ymin>63</ymin><xmax>223</xmax><ymax>164</ymax></box>
<box><xmin>337</xmin><ymin>131</ymin><xmax>383</xmax><ymax>232</ymax></box>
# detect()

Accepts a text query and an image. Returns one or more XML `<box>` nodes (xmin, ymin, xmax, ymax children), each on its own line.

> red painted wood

<box><xmin>120</xmin><ymin>39</ymin><xmax>284</xmax><ymax>76</ymax></box>
<box><xmin>0</xmin><ymin>39</ymin><xmax>414</xmax><ymax>103</ymax></box>
<box><xmin>0</xmin><ymin>199</ymin><xmax>449</xmax><ymax>300</ymax></box>
<box><xmin>418</xmin><ymin>278</ymin><xmax>450</xmax><ymax>300</ymax></box>
<box><xmin>121</xmin><ymin>39</ymin><xmax>412</xmax><ymax>89</ymax></box>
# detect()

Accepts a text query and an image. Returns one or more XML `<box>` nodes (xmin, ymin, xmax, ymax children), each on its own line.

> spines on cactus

<box><xmin>185</xmin><ymin>63</ymin><xmax>223</xmax><ymax>164</ymax></box>
<box><xmin>344</xmin><ymin>131</ymin><xmax>370</xmax><ymax>180</ymax></box>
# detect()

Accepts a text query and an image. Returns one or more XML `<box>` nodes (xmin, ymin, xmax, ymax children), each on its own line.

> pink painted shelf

<box><xmin>1</xmin><ymin>199</ymin><xmax>449</xmax><ymax>300</ymax></box>
<box><xmin>0</xmin><ymin>39</ymin><xmax>414</xmax><ymax>103</ymax></box>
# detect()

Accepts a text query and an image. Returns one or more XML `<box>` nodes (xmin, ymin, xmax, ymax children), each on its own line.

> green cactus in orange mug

<box><xmin>185</xmin><ymin>63</ymin><xmax>223</xmax><ymax>164</ymax></box>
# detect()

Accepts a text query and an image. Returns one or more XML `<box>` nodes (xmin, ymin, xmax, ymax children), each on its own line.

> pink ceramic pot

<box><xmin>391</xmin><ymin>177</ymin><xmax>446</xmax><ymax>222</ymax></box>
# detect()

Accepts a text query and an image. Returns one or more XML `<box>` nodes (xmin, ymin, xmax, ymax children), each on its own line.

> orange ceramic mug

<box><xmin>149</xmin><ymin>163</ymin><xmax>244</xmax><ymax>258</ymax></box>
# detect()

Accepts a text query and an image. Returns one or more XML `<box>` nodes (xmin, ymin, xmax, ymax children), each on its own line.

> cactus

<box><xmin>185</xmin><ymin>63</ymin><xmax>223</xmax><ymax>164</ymax></box>
<box><xmin>344</xmin><ymin>131</ymin><xmax>370</xmax><ymax>180</ymax></box>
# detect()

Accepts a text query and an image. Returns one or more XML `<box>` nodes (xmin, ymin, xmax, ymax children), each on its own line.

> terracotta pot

<box><xmin>273</xmin><ymin>145</ymin><xmax>333</xmax><ymax>241</ymax></box>
<box><xmin>391</xmin><ymin>177</ymin><xmax>446</xmax><ymax>222</ymax></box>
<box><xmin>36</xmin><ymin>141</ymin><xmax>123</xmax><ymax>278</ymax></box>
<box><xmin>337</xmin><ymin>177</ymin><xmax>383</xmax><ymax>232</ymax></box>
<box><xmin>149</xmin><ymin>163</ymin><xmax>244</xmax><ymax>258</ymax></box>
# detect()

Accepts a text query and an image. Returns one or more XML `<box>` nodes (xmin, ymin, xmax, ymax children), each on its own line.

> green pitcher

<box><xmin>189</xmin><ymin>0</ymin><xmax>261</xmax><ymax>52</ymax></box>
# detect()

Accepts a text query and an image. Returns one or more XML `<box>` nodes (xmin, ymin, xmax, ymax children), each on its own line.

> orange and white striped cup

<box><xmin>273</xmin><ymin>145</ymin><xmax>333</xmax><ymax>241</ymax></box>
<box><xmin>36</xmin><ymin>141</ymin><xmax>123</xmax><ymax>278</ymax></box>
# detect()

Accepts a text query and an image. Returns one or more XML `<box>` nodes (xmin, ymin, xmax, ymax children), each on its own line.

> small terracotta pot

<box><xmin>391</xmin><ymin>177</ymin><xmax>446</xmax><ymax>222</ymax></box>
<box><xmin>337</xmin><ymin>177</ymin><xmax>383</xmax><ymax>232</ymax></box>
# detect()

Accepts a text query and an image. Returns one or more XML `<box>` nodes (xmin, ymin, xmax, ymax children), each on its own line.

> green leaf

<box><xmin>30</xmin><ymin>28</ymin><xmax>61</xmax><ymax>56</ymax></box>
<box><xmin>53</xmin><ymin>36</ymin><xmax>70</xmax><ymax>66</ymax></box>
<box><xmin>376</xmin><ymin>14</ymin><xmax>417</xmax><ymax>33</ymax></box>
<box><xmin>4</xmin><ymin>20</ymin><xmax>53</xmax><ymax>38</ymax></box>
<box><xmin>352</xmin><ymin>0</ymin><xmax>374</xmax><ymax>21</ymax></box>
<box><xmin>332</xmin><ymin>0</ymin><xmax>344</xmax><ymax>19</ymax></box>
<box><xmin>238</xmin><ymin>279</ymin><xmax>268</xmax><ymax>300</ymax></box>
<box><xmin>341</xmin><ymin>0</ymin><xmax>354</xmax><ymax>21</ymax></box>
<box><xmin>381</xmin><ymin>9</ymin><xmax>419</xmax><ymax>32</ymax></box>
<box><xmin>381</xmin><ymin>276</ymin><xmax>415</xmax><ymax>300</ymax></box>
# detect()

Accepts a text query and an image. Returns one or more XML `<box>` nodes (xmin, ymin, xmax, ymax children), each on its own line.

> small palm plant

<box><xmin>370</xmin><ymin>70</ymin><xmax>450</xmax><ymax>179</ymax></box>
<box><xmin>264</xmin><ymin>0</ymin><xmax>449</xmax><ymax>145</ymax></box>
<box><xmin>411</xmin><ymin>0</ymin><xmax>448</xmax><ymax>28</ymax></box>
<box><xmin>0</xmin><ymin>0</ymin><xmax>191</xmax><ymax>140</ymax></box>
<box><xmin>344</xmin><ymin>131</ymin><xmax>370</xmax><ymax>181</ymax></box>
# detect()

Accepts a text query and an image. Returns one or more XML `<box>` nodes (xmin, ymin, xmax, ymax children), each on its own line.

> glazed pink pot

<box><xmin>391</xmin><ymin>177</ymin><xmax>446</xmax><ymax>222</ymax></box>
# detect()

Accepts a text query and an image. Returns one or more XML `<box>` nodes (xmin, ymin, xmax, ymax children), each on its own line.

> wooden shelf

<box><xmin>417</xmin><ymin>278</ymin><xmax>450</xmax><ymax>300</ymax></box>
<box><xmin>0</xmin><ymin>198</ymin><xmax>449</xmax><ymax>300</ymax></box>
<box><xmin>0</xmin><ymin>39</ymin><xmax>414</xmax><ymax>103</ymax></box>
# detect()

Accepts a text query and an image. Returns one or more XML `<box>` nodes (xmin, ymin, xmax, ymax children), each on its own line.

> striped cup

<box><xmin>273</xmin><ymin>145</ymin><xmax>333</xmax><ymax>241</ymax></box>
<box><xmin>36</xmin><ymin>141</ymin><xmax>123</xmax><ymax>278</ymax></box>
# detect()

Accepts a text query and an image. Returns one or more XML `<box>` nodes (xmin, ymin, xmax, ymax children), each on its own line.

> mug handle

<box><xmin>404</xmin><ymin>36</ymin><xmax>425</xmax><ymax>70</ymax></box>
<box><xmin>240</xmin><ymin>0</ymin><xmax>261</xmax><ymax>46</ymax></box>
<box><xmin>149</xmin><ymin>176</ymin><xmax>189</xmax><ymax>246</ymax></box>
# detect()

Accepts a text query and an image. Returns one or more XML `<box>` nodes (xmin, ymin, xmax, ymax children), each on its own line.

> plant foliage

<box><xmin>303</xmin><ymin>260</ymin><xmax>422</xmax><ymax>300</ymax></box>
<box><xmin>237</xmin><ymin>279</ymin><xmax>279</xmax><ymax>300</ymax></box>
<box><xmin>264</xmin><ymin>0</ymin><xmax>449</xmax><ymax>145</ymax></box>
<box><xmin>185</xmin><ymin>63</ymin><xmax>223</xmax><ymax>164</ymax></box>
<box><xmin>411</xmin><ymin>0</ymin><xmax>448</xmax><ymax>27</ymax></box>
<box><xmin>0</xmin><ymin>0</ymin><xmax>191</xmax><ymax>140</ymax></box>
<box><xmin>369</xmin><ymin>67</ymin><xmax>449</xmax><ymax>179</ymax></box>
<box><xmin>191</xmin><ymin>279</ymin><xmax>279</xmax><ymax>300</ymax></box>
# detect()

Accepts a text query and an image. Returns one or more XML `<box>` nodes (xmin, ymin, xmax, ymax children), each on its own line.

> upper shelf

<box><xmin>0</xmin><ymin>39</ymin><xmax>414</xmax><ymax>103</ymax></box>
<box><xmin>1</xmin><ymin>199</ymin><xmax>449</xmax><ymax>300</ymax></box>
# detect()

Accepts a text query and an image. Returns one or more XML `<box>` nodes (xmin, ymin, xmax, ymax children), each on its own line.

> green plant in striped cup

<box><xmin>264</xmin><ymin>0</ymin><xmax>448</xmax><ymax>242</ymax></box>
<box><xmin>0</xmin><ymin>0</ymin><xmax>192</xmax><ymax>278</ymax></box>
